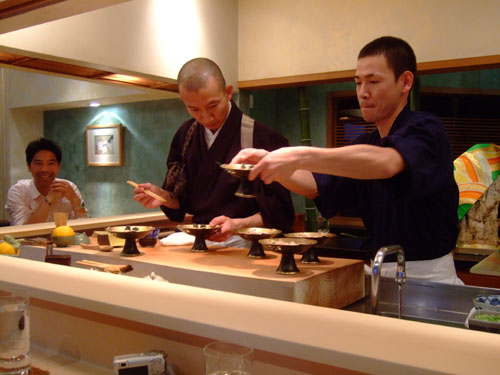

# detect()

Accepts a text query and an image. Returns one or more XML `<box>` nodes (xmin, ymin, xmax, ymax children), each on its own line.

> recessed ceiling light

<box><xmin>89</xmin><ymin>102</ymin><xmax>100</xmax><ymax>107</ymax></box>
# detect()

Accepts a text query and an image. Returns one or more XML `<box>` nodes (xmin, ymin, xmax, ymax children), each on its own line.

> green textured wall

<box><xmin>246</xmin><ymin>69</ymin><xmax>500</xmax><ymax>213</ymax></box>
<box><xmin>420</xmin><ymin>69</ymin><xmax>500</xmax><ymax>89</ymax></box>
<box><xmin>43</xmin><ymin>69</ymin><xmax>500</xmax><ymax>217</ymax></box>
<box><xmin>245</xmin><ymin>81</ymin><xmax>357</xmax><ymax>214</ymax></box>
<box><xmin>249</xmin><ymin>69</ymin><xmax>500</xmax><ymax>148</ymax></box>
<box><xmin>44</xmin><ymin>98</ymin><xmax>187</xmax><ymax>217</ymax></box>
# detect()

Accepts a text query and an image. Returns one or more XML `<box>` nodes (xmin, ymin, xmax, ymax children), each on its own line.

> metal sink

<box><xmin>378</xmin><ymin>311</ymin><xmax>465</xmax><ymax>328</ymax></box>
<box><xmin>343</xmin><ymin>275</ymin><xmax>500</xmax><ymax>329</ymax></box>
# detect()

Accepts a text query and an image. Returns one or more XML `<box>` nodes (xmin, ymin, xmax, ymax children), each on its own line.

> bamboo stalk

<box><xmin>298</xmin><ymin>86</ymin><xmax>318</xmax><ymax>232</ymax></box>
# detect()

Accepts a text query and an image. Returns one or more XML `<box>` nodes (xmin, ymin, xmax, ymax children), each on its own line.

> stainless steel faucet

<box><xmin>370</xmin><ymin>245</ymin><xmax>406</xmax><ymax>315</ymax></box>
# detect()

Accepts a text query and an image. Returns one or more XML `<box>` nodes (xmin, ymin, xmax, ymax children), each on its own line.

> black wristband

<box><xmin>42</xmin><ymin>197</ymin><xmax>51</xmax><ymax>206</ymax></box>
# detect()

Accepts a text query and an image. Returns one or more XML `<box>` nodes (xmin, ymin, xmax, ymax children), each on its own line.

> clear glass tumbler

<box><xmin>0</xmin><ymin>291</ymin><xmax>30</xmax><ymax>375</ymax></box>
<box><xmin>203</xmin><ymin>341</ymin><xmax>254</xmax><ymax>375</ymax></box>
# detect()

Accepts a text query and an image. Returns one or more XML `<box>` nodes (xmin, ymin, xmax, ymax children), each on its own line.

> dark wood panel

<box><xmin>0</xmin><ymin>0</ymin><xmax>66</xmax><ymax>20</ymax></box>
<box><xmin>455</xmin><ymin>260</ymin><xmax>500</xmax><ymax>288</ymax></box>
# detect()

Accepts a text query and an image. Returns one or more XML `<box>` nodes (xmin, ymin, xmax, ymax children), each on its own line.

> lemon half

<box><xmin>0</xmin><ymin>241</ymin><xmax>17</xmax><ymax>255</ymax></box>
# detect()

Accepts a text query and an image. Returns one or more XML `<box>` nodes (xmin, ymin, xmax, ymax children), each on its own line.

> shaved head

<box><xmin>177</xmin><ymin>58</ymin><xmax>226</xmax><ymax>93</ymax></box>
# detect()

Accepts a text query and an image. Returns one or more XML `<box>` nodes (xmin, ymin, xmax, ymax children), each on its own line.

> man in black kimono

<box><xmin>133</xmin><ymin>58</ymin><xmax>294</xmax><ymax>246</ymax></box>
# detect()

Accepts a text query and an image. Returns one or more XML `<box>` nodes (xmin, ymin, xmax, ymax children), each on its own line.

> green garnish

<box><xmin>474</xmin><ymin>313</ymin><xmax>500</xmax><ymax>322</ymax></box>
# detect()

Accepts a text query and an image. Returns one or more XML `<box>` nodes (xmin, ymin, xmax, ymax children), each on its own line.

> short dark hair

<box><xmin>26</xmin><ymin>138</ymin><xmax>62</xmax><ymax>165</ymax></box>
<box><xmin>358</xmin><ymin>36</ymin><xmax>417</xmax><ymax>80</ymax></box>
<box><xmin>177</xmin><ymin>57</ymin><xmax>226</xmax><ymax>92</ymax></box>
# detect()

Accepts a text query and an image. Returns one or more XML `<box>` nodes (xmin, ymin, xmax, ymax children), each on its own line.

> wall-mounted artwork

<box><xmin>86</xmin><ymin>123</ymin><xmax>123</xmax><ymax>166</ymax></box>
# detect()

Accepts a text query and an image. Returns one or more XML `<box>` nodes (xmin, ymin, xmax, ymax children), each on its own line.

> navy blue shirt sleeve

<box><xmin>381</xmin><ymin>111</ymin><xmax>453</xmax><ymax>198</ymax></box>
<box><xmin>312</xmin><ymin>106</ymin><xmax>459</xmax><ymax>261</ymax></box>
<box><xmin>313</xmin><ymin>174</ymin><xmax>360</xmax><ymax>219</ymax></box>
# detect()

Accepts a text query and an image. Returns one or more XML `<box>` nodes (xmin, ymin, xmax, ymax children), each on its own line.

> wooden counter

<box><xmin>1</xmin><ymin>255</ymin><xmax>499</xmax><ymax>375</ymax></box>
<box><xmin>31</xmin><ymin>344</ymin><xmax>113</xmax><ymax>375</ymax></box>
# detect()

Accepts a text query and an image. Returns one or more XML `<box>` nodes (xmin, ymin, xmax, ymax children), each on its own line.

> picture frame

<box><xmin>86</xmin><ymin>123</ymin><xmax>123</xmax><ymax>166</ymax></box>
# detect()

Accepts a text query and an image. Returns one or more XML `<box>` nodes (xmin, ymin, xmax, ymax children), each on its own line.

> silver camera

<box><xmin>113</xmin><ymin>350</ymin><xmax>167</xmax><ymax>375</ymax></box>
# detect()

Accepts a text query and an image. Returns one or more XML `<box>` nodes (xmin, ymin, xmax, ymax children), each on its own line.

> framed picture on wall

<box><xmin>86</xmin><ymin>123</ymin><xmax>123</xmax><ymax>166</ymax></box>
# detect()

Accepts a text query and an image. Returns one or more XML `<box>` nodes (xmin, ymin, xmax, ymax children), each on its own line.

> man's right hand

<box><xmin>231</xmin><ymin>147</ymin><xmax>301</xmax><ymax>184</ymax></box>
<box><xmin>231</xmin><ymin>148</ymin><xmax>269</xmax><ymax>166</ymax></box>
<box><xmin>132</xmin><ymin>183</ymin><xmax>166</xmax><ymax>209</ymax></box>
<box><xmin>232</xmin><ymin>147</ymin><xmax>319</xmax><ymax>198</ymax></box>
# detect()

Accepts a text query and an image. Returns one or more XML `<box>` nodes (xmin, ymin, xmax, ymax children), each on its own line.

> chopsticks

<box><xmin>76</xmin><ymin>260</ymin><xmax>133</xmax><ymax>274</ymax></box>
<box><xmin>80</xmin><ymin>244</ymin><xmax>113</xmax><ymax>251</ymax></box>
<box><xmin>127</xmin><ymin>180</ymin><xmax>167</xmax><ymax>203</ymax></box>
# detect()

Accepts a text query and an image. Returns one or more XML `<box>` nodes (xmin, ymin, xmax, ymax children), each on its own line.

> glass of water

<box><xmin>0</xmin><ymin>291</ymin><xmax>30</xmax><ymax>375</ymax></box>
<box><xmin>203</xmin><ymin>341</ymin><xmax>253</xmax><ymax>375</ymax></box>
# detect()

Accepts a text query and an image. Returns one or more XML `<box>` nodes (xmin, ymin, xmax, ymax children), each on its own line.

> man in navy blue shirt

<box><xmin>232</xmin><ymin>36</ymin><xmax>462</xmax><ymax>284</ymax></box>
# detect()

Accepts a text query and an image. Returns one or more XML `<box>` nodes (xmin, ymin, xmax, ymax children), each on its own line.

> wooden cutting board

<box><xmin>121</xmin><ymin>245</ymin><xmax>365</xmax><ymax>309</ymax></box>
<box><xmin>470</xmin><ymin>250</ymin><xmax>500</xmax><ymax>276</ymax></box>
<box><xmin>37</xmin><ymin>240</ymin><xmax>365</xmax><ymax>309</ymax></box>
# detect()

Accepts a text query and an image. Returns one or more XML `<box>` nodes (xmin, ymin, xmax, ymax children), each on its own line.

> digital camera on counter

<box><xmin>113</xmin><ymin>350</ymin><xmax>167</xmax><ymax>375</ymax></box>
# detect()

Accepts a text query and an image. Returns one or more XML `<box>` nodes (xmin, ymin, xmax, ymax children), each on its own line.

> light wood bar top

<box><xmin>1</xmin><ymin>255</ymin><xmax>499</xmax><ymax>375</ymax></box>
<box><xmin>0</xmin><ymin>211</ymin><xmax>182</xmax><ymax>238</ymax></box>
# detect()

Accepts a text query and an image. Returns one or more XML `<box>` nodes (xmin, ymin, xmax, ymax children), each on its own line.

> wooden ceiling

<box><xmin>0</xmin><ymin>50</ymin><xmax>179</xmax><ymax>92</ymax></box>
<box><xmin>0</xmin><ymin>0</ymin><xmax>66</xmax><ymax>20</ymax></box>
<box><xmin>0</xmin><ymin>0</ymin><xmax>130</xmax><ymax>33</ymax></box>
<box><xmin>0</xmin><ymin>0</ymin><xmax>178</xmax><ymax>92</ymax></box>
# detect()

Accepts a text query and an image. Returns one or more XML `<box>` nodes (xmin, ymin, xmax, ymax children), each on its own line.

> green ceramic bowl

<box><xmin>73</xmin><ymin>232</ymin><xmax>90</xmax><ymax>245</ymax></box>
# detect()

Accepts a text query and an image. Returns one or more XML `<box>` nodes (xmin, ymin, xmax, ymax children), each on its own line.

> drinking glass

<box><xmin>53</xmin><ymin>212</ymin><xmax>68</xmax><ymax>227</ymax></box>
<box><xmin>0</xmin><ymin>291</ymin><xmax>30</xmax><ymax>375</ymax></box>
<box><xmin>203</xmin><ymin>341</ymin><xmax>253</xmax><ymax>375</ymax></box>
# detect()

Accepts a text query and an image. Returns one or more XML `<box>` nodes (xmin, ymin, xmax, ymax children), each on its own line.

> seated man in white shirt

<box><xmin>5</xmin><ymin>138</ymin><xmax>88</xmax><ymax>226</ymax></box>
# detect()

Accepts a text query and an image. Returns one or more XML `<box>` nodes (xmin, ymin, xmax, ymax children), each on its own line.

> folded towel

<box><xmin>160</xmin><ymin>231</ymin><xmax>251</xmax><ymax>249</ymax></box>
<box><xmin>160</xmin><ymin>231</ymin><xmax>194</xmax><ymax>246</ymax></box>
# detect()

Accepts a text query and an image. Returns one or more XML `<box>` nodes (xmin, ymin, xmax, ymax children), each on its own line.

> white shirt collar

<box><xmin>204</xmin><ymin>101</ymin><xmax>232</xmax><ymax>149</ymax></box>
<box><xmin>28</xmin><ymin>178</ymin><xmax>42</xmax><ymax>200</ymax></box>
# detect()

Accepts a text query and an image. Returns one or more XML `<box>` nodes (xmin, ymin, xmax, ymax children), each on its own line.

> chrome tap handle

<box><xmin>370</xmin><ymin>245</ymin><xmax>406</xmax><ymax>315</ymax></box>
<box><xmin>395</xmin><ymin>250</ymin><xmax>406</xmax><ymax>286</ymax></box>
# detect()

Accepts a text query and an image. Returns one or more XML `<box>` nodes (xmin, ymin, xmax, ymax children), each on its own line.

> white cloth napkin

<box><xmin>364</xmin><ymin>252</ymin><xmax>464</xmax><ymax>285</ymax></box>
<box><xmin>160</xmin><ymin>231</ymin><xmax>195</xmax><ymax>246</ymax></box>
<box><xmin>160</xmin><ymin>231</ymin><xmax>251</xmax><ymax>249</ymax></box>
